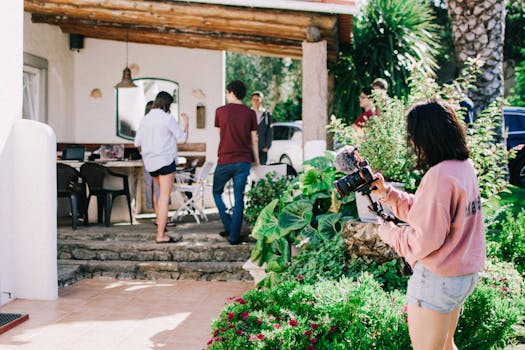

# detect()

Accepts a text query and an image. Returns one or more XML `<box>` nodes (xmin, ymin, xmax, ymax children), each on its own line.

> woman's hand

<box><xmin>370</xmin><ymin>172</ymin><xmax>388</xmax><ymax>198</ymax></box>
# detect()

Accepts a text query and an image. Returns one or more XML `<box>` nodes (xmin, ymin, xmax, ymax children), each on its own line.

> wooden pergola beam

<box><xmin>25</xmin><ymin>0</ymin><xmax>339</xmax><ymax>60</ymax></box>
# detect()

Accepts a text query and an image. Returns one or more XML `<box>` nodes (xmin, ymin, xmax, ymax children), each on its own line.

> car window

<box><xmin>273</xmin><ymin>125</ymin><xmax>291</xmax><ymax>140</ymax></box>
<box><xmin>505</xmin><ymin>113</ymin><xmax>525</xmax><ymax>133</ymax></box>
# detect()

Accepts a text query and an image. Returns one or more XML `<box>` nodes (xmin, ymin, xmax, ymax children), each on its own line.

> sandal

<box><xmin>156</xmin><ymin>235</ymin><xmax>182</xmax><ymax>244</ymax></box>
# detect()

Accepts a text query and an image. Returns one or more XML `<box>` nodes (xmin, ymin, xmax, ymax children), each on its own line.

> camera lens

<box><xmin>334</xmin><ymin>172</ymin><xmax>366</xmax><ymax>197</ymax></box>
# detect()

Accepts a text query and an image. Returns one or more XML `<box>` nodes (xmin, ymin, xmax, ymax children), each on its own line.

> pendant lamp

<box><xmin>115</xmin><ymin>30</ymin><xmax>138</xmax><ymax>88</ymax></box>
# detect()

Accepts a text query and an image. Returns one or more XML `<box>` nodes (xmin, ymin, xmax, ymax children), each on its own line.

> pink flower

<box><xmin>329</xmin><ymin>326</ymin><xmax>337</xmax><ymax>333</ymax></box>
<box><xmin>256</xmin><ymin>333</ymin><xmax>265</xmax><ymax>340</ymax></box>
<box><xmin>235</xmin><ymin>329</ymin><xmax>244</xmax><ymax>335</ymax></box>
<box><xmin>273</xmin><ymin>324</ymin><xmax>281</xmax><ymax>329</ymax></box>
<box><xmin>310</xmin><ymin>323</ymin><xmax>319</xmax><ymax>329</ymax></box>
<box><xmin>241</xmin><ymin>312</ymin><xmax>249</xmax><ymax>320</ymax></box>
<box><xmin>236</xmin><ymin>298</ymin><xmax>246</xmax><ymax>304</ymax></box>
<box><xmin>306</xmin><ymin>346</ymin><xmax>316</xmax><ymax>350</ymax></box>
<box><xmin>391</xmin><ymin>296</ymin><xmax>396</xmax><ymax>302</ymax></box>
<box><xmin>227</xmin><ymin>312</ymin><xmax>235</xmax><ymax>320</ymax></box>
<box><xmin>207</xmin><ymin>339</ymin><xmax>214</xmax><ymax>345</ymax></box>
<box><xmin>297</xmin><ymin>274</ymin><xmax>304</xmax><ymax>280</ymax></box>
<box><xmin>256</xmin><ymin>319</ymin><xmax>262</xmax><ymax>325</ymax></box>
<box><xmin>310</xmin><ymin>337</ymin><xmax>318</xmax><ymax>343</ymax></box>
<box><xmin>289</xmin><ymin>319</ymin><xmax>299</xmax><ymax>327</ymax></box>
<box><xmin>304</xmin><ymin>330</ymin><xmax>312</xmax><ymax>336</ymax></box>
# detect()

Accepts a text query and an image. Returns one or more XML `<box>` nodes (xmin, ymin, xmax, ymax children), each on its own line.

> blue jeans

<box><xmin>212</xmin><ymin>162</ymin><xmax>251</xmax><ymax>243</ymax></box>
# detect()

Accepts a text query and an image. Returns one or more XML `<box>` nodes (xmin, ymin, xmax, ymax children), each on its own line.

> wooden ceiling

<box><xmin>25</xmin><ymin>0</ymin><xmax>354</xmax><ymax>61</ymax></box>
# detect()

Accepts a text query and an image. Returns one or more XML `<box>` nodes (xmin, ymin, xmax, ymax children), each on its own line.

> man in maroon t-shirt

<box><xmin>213</xmin><ymin>80</ymin><xmax>260</xmax><ymax>245</ymax></box>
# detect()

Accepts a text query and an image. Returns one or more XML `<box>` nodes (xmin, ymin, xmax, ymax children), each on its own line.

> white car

<box><xmin>267</xmin><ymin>121</ymin><xmax>303</xmax><ymax>172</ymax></box>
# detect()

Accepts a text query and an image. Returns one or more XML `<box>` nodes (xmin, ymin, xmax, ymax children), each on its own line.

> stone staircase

<box><xmin>57</xmin><ymin>214</ymin><xmax>255</xmax><ymax>286</ymax></box>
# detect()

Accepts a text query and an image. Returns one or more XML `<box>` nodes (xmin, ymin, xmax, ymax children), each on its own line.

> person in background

<box><xmin>250</xmin><ymin>91</ymin><xmax>273</xmax><ymax>165</ymax></box>
<box><xmin>353</xmin><ymin>86</ymin><xmax>379</xmax><ymax>129</ymax></box>
<box><xmin>135</xmin><ymin>91</ymin><xmax>189</xmax><ymax>243</ymax></box>
<box><xmin>371</xmin><ymin>99</ymin><xmax>485</xmax><ymax>350</ymax></box>
<box><xmin>213</xmin><ymin>80</ymin><xmax>260</xmax><ymax>245</ymax></box>
<box><xmin>371</xmin><ymin>77</ymin><xmax>388</xmax><ymax>92</ymax></box>
<box><xmin>141</xmin><ymin>101</ymin><xmax>176</xmax><ymax>229</ymax></box>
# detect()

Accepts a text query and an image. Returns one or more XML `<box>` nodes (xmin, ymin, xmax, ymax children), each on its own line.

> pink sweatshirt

<box><xmin>378</xmin><ymin>159</ymin><xmax>485</xmax><ymax>276</ymax></box>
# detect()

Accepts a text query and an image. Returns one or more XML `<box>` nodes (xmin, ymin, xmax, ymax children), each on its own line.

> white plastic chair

<box><xmin>170</xmin><ymin>161</ymin><xmax>214</xmax><ymax>224</ymax></box>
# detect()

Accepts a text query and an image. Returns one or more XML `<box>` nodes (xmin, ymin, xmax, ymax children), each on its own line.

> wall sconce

<box><xmin>196</xmin><ymin>103</ymin><xmax>206</xmax><ymax>129</ymax></box>
<box><xmin>90</xmin><ymin>88</ymin><xmax>102</xmax><ymax>98</ymax></box>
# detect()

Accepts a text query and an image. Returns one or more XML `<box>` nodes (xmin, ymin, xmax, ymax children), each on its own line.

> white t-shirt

<box><xmin>134</xmin><ymin>108</ymin><xmax>187</xmax><ymax>172</ymax></box>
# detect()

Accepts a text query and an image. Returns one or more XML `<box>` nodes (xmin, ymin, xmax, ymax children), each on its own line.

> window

<box><xmin>272</xmin><ymin>126</ymin><xmax>291</xmax><ymax>141</ymax></box>
<box><xmin>23</xmin><ymin>53</ymin><xmax>48</xmax><ymax>123</ymax></box>
<box><xmin>116</xmin><ymin>78</ymin><xmax>179</xmax><ymax>140</ymax></box>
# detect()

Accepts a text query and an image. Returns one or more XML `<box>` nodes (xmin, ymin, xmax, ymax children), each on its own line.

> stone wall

<box><xmin>342</xmin><ymin>221</ymin><xmax>398</xmax><ymax>264</ymax></box>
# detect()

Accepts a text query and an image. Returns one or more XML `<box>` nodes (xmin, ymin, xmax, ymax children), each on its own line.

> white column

<box><xmin>0</xmin><ymin>0</ymin><xmax>23</xmax><ymax>306</ymax></box>
<box><xmin>302</xmin><ymin>41</ymin><xmax>328</xmax><ymax>161</ymax></box>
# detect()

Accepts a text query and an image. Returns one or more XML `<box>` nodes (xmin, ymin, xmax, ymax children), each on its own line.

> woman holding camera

<box><xmin>371</xmin><ymin>99</ymin><xmax>485</xmax><ymax>350</ymax></box>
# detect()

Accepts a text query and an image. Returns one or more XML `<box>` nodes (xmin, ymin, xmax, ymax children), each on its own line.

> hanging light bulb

<box><xmin>115</xmin><ymin>30</ymin><xmax>138</xmax><ymax>88</ymax></box>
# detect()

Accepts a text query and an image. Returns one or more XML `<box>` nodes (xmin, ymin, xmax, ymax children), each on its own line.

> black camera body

<box><xmin>334</xmin><ymin>159</ymin><xmax>376</xmax><ymax>197</ymax></box>
<box><xmin>333</xmin><ymin>145</ymin><xmax>399</xmax><ymax>224</ymax></box>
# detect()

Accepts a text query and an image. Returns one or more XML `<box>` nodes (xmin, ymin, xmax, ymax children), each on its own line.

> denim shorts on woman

<box><xmin>149</xmin><ymin>161</ymin><xmax>177</xmax><ymax>177</ymax></box>
<box><xmin>406</xmin><ymin>262</ymin><xmax>479</xmax><ymax>313</ymax></box>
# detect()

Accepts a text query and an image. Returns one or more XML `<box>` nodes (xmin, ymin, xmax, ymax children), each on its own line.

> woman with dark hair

<box><xmin>353</xmin><ymin>86</ymin><xmax>379</xmax><ymax>129</ymax></box>
<box><xmin>135</xmin><ymin>91</ymin><xmax>189</xmax><ymax>243</ymax></box>
<box><xmin>371</xmin><ymin>99</ymin><xmax>485</xmax><ymax>350</ymax></box>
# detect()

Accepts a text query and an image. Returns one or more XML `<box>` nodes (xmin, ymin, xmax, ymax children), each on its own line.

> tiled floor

<box><xmin>0</xmin><ymin>278</ymin><xmax>253</xmax><ymax>350</ymax></box>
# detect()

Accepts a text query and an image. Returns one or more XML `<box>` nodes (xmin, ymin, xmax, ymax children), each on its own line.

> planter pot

<box><xmin>242</xmin><ymin>260</ymin><xmax>267</xmax><ymax>285</ymax></box>
<box><xmin>356</xmin><ymin>182</ymin><xmax>405</xmax><ymax>223</ymax></box>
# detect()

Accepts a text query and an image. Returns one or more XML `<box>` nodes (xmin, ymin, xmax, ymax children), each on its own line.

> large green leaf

<box><xmin>299</xmin><ymin>168</ymin><xmax>327</xmax><ymax>196</ymax></box>
<box><xmin>317</xmin><ymin>213</ymin><xmax>342</xmax><ymax>241</ymax></box>
<box><xmin>251</xmin><ymin>199</ymin><xmax>282</xmax><ymax>243</ymax></box>
<box><xmin>278</xmin><ymin>199</ymin><xmax>313</xmax><ymax>231</ymax></box>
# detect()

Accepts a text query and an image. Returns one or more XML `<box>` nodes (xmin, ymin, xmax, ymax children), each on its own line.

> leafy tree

<box><xmin>225</xmin><ymin>52</ymin><xmax>302</xmax><ymax>121</ymax></box>
<box><xmin>331</xmin><ymin>0</ymin><xmax>440</xmax><ymax>124</ymax></box>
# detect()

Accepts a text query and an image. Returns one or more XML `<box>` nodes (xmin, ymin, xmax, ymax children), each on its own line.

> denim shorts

<box><xmin>149</xmin><ymin>161</ymin><xmax>177</xmax><ymax>177</ymax></box>
<box><xmin>406</xmin><ymin>262</ymin><xmax>479</xmax><ymax>313</ymax></box>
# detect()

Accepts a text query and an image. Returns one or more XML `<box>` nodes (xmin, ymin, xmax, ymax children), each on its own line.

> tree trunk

<box><xmin>447</xmin><ymin>0</ymin><xmax>506</xmax><ymax>114</ymax></box>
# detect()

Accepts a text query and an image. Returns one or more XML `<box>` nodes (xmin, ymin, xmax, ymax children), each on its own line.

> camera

<box><xmin>333</xmin><ymin>146</ymin><xmax>400</xmax><ymax>224</ymax></box>
<box><xmin>333</xmin><ymin>146</ymin><xmax>376</xmax><ymax>197</ymax></box>
<box><xmin>334</xmin><ymin>162</ymin><xmax>375</xmax><ymax>197</ymax></box>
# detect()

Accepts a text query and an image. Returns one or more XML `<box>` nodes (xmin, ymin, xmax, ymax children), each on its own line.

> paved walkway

<box><xmin>0</xmin><ymin>278</ymin><xmax>253</xmax><ymax>350</ymax></box>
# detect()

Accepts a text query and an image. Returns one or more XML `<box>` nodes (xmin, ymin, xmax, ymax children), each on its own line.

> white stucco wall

<box><xmin>73</xmin><ymin>39</ymin><xmax>223</xmax><ymax>165</ymax></box>
<box><xmin>1</xmin><ymin>5</ymin><xmax>58</xmax><ymax>305</ymax></box>
<box><xmin>0</xmin><ymin>0</ymin><xmax>23</xmax><ymax>306</ymax></box>
<box><xmin>23</xmin><ymin>12</ymin><xmax>75</xmax><ymax>141</ymax></box>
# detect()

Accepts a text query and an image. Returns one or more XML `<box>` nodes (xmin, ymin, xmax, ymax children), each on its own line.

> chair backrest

<box><xmin>57</xmin><ymin>163</ymin><xmax>81</xmax><ymax>195</ymax></box>
<box><xmin>195</xmin><ymin>161</ymin><xmax>214</xmax><ymax>183</ymax></box>
<box><xmin>80</xmin><ymin>162</ymin><xmax>109</xmax><ymax>194</ymax></box>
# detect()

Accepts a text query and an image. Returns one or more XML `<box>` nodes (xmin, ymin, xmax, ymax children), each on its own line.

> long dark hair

<box><xmin>407</xmin><ymin>99</ymin><xmax>469</xmax><ymax>169</ymax></box>
<box><xmin>152</xmin><ymin>91</ymin><xmax>174</xmax><ymax>113</ymax></box>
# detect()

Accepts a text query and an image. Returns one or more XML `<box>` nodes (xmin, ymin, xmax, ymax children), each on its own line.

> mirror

<box><xmin>116</xmin><ymin>78</ymin><xmax>179</xmax><ymax>140</ymax></box>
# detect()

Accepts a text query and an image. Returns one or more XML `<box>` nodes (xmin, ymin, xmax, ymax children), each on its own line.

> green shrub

<box><xmin>486</xmin><ymin>208</ymin><xmax>525</xmax><ymax>274</ymax></box>
<box><xmin>282</xmin><ymin>234</ymin><xmax>348</xmax><ymax>284</ymax></box>
<box><xmin>457</xmin><ymin>260</ymin><xmax>524</xmax><ymax>349</ymax></box>
<box><xmin>458</xmin><ymin>284</ymin><xmax>521</xmax><ymax>349</ymax></box>
<box><xmin>208</xmin><ymin>274</ymin><xmax>410</xmax><ymax>350</ymax></box>
<box><xmin>345</xmin><ymin>255</ymin><xmax>409</xmax><ymax>293</ymax></box>
<box><xmin>245</xmin><ymin>172</ymin><xmax>292</xmax><ymax>226</ymax></box>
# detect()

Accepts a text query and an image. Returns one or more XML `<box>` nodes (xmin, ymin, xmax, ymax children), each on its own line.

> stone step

<box><xmin>57</xmin><ymin>214</ymin><xmax>256</xmax><ymax>285</ymax></box>
<box><xmin>58</xmin><ymin>234</ymin><xmax>253</xmax><ymax>262</ymax></box>
<box><xmin>58</xmin><ymin>259</ymin><xmax>253</xmax><ymax>283</ymax></box>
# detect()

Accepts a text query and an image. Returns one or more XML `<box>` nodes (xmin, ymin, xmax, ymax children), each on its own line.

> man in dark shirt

<box><xmin>213</xmin><ymin>80</ymin><xmax>260</xmax><ymax>245</ymax></box>
<box><xmin>250</xmin><ymin>91</ymin><xmax>273</xmax><ymax>165</ymax></box>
